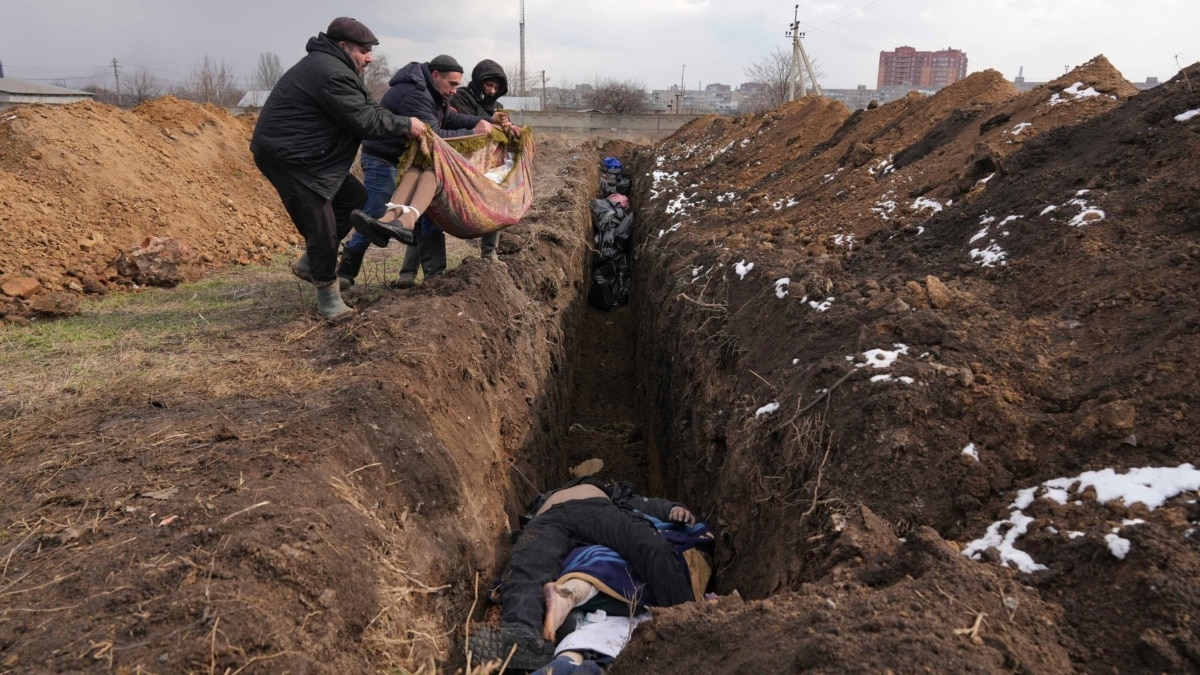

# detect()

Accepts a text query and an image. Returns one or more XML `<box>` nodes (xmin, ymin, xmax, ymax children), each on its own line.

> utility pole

<box><xmin>519</xmin><ymin>0</ymin><xmax>526</xmax><ymax>96</ymax></box>
<box><xmin>111</xmin><ymin>58</ymin><xmax>121</xmax><ymax>105</ymax></box>
<box><xmin>785</xmin><ymin>5</ymin><xmax>822</xmax><ymax>101</ymax></box>
<box><xmin>677</xmin><ymin>64</ymin><xmax>685</xmax><ymax>114</ymax></box>
<box><xmin>540</xmin><ymin>70</ymin><xmax>546</xmax><ymax>111</ymax></box>
<box><xmin>0</xmin><ymin>60</ymin><xmax>5</xmax><ymax>79</ymax></box>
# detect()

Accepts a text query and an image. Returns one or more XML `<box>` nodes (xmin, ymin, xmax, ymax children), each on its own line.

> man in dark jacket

<box><xmin>450</xmin><ymin>59</ymin><xmax>515</xmax><ymax>262</ymax></box>
<box><xmin>467</xmin><ymin>476</ymin><xmax>697</xmax><ymax>670</ymax></box>
<box><xmin>337</xmin><ymin>55</ymin><xmax>509</xmax><ymax>288</ymax></box>
<box><xmin>250</xmin><ymin>17</ymin><xmax>425</xmax><ymax>321</ymax></box>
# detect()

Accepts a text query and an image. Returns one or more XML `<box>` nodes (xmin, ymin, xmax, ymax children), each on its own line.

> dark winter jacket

<box><xmin>361</xmin><ymin>61</ymin><xmax>487</xmax><ymax>164</ymax></box>
<box><xmin>450</xmin><ymin>59</ymin><xmax>509</xmax><ymax>118</ymax></box>
<box><xmin>250</xmin><ymin>33</ymin><xmax>414</xmax><ymax>199</ymax></box>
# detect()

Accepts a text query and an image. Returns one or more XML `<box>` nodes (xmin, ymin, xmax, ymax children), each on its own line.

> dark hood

<box><xmin>468</xmin><ymin>59</ymin><xmax>508</xmax><ymax>102</ymax></box>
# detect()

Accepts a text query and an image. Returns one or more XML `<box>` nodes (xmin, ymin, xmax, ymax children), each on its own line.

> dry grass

<box><xmin>0</xmin><ymin>254</ymin><xmax>344</xmax><ymax>452</ymax></box>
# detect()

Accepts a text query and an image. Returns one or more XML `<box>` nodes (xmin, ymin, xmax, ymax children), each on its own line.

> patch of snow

<box><xmin>1176</xmin><ymin>109</ymin><xmax>1200</xmax><ymax>122</ymax></box>
<box><xmin>965</xmin><ymin>464</ymin><xmax>1200</xmax><ymax>571</ymax></box>
<box><xmin>833</xmin><ymin>233</ymin><xmax>855</xmax><ymax>247</ymax></box>
<box><xmin>1068</xmin><ymin>208</ymin><xmax>1105</xmax><ymax>228</ymax></box>
<box><xmin>911</xmin><ymin>197</ymin><xmax>943</xmax><ymax>214</ymax></box>
<box><xmin>855</xmin><ymin>343</ymin><xmax>909</xmax><ymax>369</ymax></box>
<box><xmin>1068</xmin><ymin>531</ymin><xmax>1085</xmax><ymax>540</ymax></box>
<box><xmin>962</xmin><ymin>443</ymin><xmax>979</xmax><ymax>461</ymax></box>
<box><xmin>755</xmin><ymin>402</ymin><xmax>780</xmax><ymax>418</ymax></box>
<box><xmin>1105</xmin><ymin>533</ymin><xmax>1131</xmax><ymax>559</ymax></box>
<box><xmin>808</xmin><ymin>297</ymin><xmax>834</xmax><ymax>312</ymax></box>
<box><xmin>970</xmin><ymin>243</ymin><xmax>1007</xmax><ymax>267</ymax></box>
<box><xmin>1011</xmin><ymin>122</ymin><xmax>1032</xmax><ymax>135</ymax></box>
<box><xmin>774</xmin><ymin>278</ymin><xmax>790</xmax><ymax>299</ymax></box>
<box><xmin>1040</xmin><ymin>205</ymin><xmax>1058</xmax><ymax>216</ymax></box>
<box><xmin>734</xmin><ymin>260</ymin><xmax>754</xmax><ymax>280</ymax></box>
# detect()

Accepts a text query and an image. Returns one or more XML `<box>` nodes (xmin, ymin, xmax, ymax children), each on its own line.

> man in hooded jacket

<box><xmin>450</xmin><ymin>59</ymin><xmax>515</xmax><ymax>261</ymax></box>
<box><xmin>250</xmin><ymin>17</ymin><xmax>425</xmax><ymax>321</ymax></box>
<box><xmin>337</xmin><ymin>55</ymin><xmax>508</xmax><ymax>288</ymax></box>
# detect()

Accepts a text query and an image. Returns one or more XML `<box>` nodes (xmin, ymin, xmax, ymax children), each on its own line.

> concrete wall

<box><xmin>508</xmin><ymin>111</ymin><xmax>703</xmax><ymax>141</ymax></box>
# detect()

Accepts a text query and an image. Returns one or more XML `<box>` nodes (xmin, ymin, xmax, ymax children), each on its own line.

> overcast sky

<box><xmin>1</xmin><ymin>0</ymin><xmax>1194</xmax><ymax>93</ymax></box>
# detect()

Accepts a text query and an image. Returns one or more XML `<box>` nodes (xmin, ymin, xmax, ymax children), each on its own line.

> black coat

<box><xmin>450</xmin><ymin>59</ymin><xmax>508</xmax><ymax>118</ymax></box>
<box><xmin>361</xmin><ymin>61</ymin><xmax>486</xmax><ymax>164</ymax></box>
<box><xmin>250</xmin><ymin>33</ymin><xmax>413</xmax><ymax>199</ymax></box>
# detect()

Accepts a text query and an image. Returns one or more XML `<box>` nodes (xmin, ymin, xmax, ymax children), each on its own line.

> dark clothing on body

<box><xmin>450</xmin><ymin>59</ymin><xmax>508</xmax><ymax>118</ymax></box>
<box><xmin>501</xmin><ymin>479</ymin><xmax>695</xmax><ymax>635</ymax></box>
<box><xmin>449</xmin><ymin>59</ymin><xmax>509</xmax><ymax>256</ymax></box>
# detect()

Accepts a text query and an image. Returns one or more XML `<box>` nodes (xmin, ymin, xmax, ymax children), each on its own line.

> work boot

<box><xmin>291</xmin><ymin>253</ymin><xmax>315</xmax><ymax>283</ymax></box>
<box><xmin>393</xmin><ymin>271</ymin><xmax>417</xmax><ymax>289</ymax></box>
<box><xmin>338</xmin><ymin>275</ymin><xmax>355</xmax><ymax>292</ymax></box>
<box><xmin>464</xmin><ymin>625</ymin><xmax>557</xmax><ymax>671</ymax></box>
<box><xmin>314</xmin><ymin>280</ymin><xmax>354</xmax><ymax>322</ymax></box>
<box><xmin>351</xmin><ymin>209</ymin><xmax>414</xmax><ymax>246</ymax></box>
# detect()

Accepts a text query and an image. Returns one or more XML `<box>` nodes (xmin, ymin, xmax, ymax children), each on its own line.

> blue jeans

<box><xmin>338</xmin><ymin>154</ymin><xmax>398</xmax><ymax>281</ymax></box>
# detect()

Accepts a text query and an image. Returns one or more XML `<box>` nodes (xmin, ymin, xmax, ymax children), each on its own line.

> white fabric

<box><xmin>555</xmin><ymin>610</ymin><xmax>649</xmax><ymax>658</ymax></box>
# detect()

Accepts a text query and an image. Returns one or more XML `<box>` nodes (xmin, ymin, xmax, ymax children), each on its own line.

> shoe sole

<box><xmin>351</xmin><ymin>209</ymin><xmax>414</xmax><ymax>247</ymax></box>
<box><xmin>464</xmin><ymin>627</ymin><xmax>557</xmax><ymax>671</ymax></box>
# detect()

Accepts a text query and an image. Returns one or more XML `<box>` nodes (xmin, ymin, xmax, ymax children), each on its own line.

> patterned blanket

<box><xmin>399</xmin><ymin>126</ymin><xmax>536</xmax><ymax>239</ymax></box>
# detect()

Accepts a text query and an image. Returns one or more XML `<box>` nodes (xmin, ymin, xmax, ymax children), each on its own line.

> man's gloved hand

<box><xmin>669</xmin><ymin>506</ymin><xmax>696</xmax><ymax>526</ymax></box>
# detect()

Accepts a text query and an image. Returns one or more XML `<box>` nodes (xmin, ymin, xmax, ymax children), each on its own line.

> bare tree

<box><xmin>127</xmin><ymin>68</ymin><xmax>164</xmax><ymax>104</ymax></box>
<box><xmin>83</xmin><ymin>85</ymin><xmax>118</xmax><ymax>106</ymax></box>
<box><xmin>543</xmin><ymin>80</ymin><xmax>581</xmax><ymax>111</ymax></box>
<box><xmin>363</xmin><ymin>54</ymin><xmax>393</xmax><ymax>102</ymax></box>
<box><xmin>504</xmin><ymin>62</ymin><xmax>534</xmax><ymax>98</ymax></box>
<box><xmin>172</xmin><ymin>55</ymin><xmax>244</xmax><ymax>107</ymax></box>
<box><xmin>741</xmin><ymin>45</ymin><xmax>825</xmax><ymax>113</ymax></box>
<box><xmin>583</xmin><ymin>78</ymin><xmax>650</xmax><ymax>114</ymax></box>
<box><xmin>254</xmin><ymin>52</ymin><xmax>283</xmax><ymax>91</ymax></box>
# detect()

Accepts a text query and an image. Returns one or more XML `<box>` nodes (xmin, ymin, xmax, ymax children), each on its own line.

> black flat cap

<box><xmin>327</xmin><ymin>17</ymin><xmax>379</xmax><ymax>46</ymax></box>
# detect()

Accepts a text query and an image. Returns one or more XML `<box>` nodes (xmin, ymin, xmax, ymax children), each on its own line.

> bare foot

<box><xmin>542</xmin><ymin>582</ymin><xmax>575</xmax><ymax>641</ymax></box>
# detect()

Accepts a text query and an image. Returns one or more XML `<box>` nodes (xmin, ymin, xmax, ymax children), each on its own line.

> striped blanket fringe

<box><xmin>398</xmin><ymin>126</ymin><xmax>536</xmax><ymax>239</ymax></box>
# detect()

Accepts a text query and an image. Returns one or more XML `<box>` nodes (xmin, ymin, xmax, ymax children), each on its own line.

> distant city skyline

<box><xmin>0</xmin><ymin>1</ymin><xmax>1194</xmax><ymax>93</ymax></box>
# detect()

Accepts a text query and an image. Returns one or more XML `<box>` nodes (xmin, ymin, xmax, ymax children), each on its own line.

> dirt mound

<box><xmin>628</xmin><ymin>58</ymin><xmax>1200</xmax><ymax>672</ymax></box>
<box><xmin>0</xmin><ymin>97</ymin><xmax>292</xmax><ymax>310</ymax></box>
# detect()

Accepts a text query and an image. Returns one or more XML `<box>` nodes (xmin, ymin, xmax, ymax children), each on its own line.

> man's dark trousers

<box><xmin>500</xmin><ymin>497</ymin><xmax>694</xmax><ymax>635</ymax></box>
<box><xmin>254</xmin><ymin>155</ymin><xmax>366</xmax><ymax>283</ymax></box>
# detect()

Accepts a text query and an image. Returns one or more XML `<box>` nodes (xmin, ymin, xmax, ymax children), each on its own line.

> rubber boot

<box><xmin>314</xmin><ymin>280</ymin><xmax>354</xmax><ymax>322</ymax></box>
<box><xmin>481</xmin><ymin>232</ymin><xmax>500</xmax><ymax>261</ymax></box>
<box><xmin>394</xmin><ymin>243</ymin><xmax>420</xmax><ymax>288</ymax></box>
<box><xmin>417</xmin><ymin>226</ymin><xmax>447</xmax><ymax>278</ymax></box>
<box><xmin>336</xmin><ymin>247</ymin><xmax>365</xmax><ymax>289</ymax></box>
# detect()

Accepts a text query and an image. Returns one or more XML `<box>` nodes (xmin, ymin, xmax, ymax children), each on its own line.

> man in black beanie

<box><xmin>338</xmin><ymin>54</ymin><xmax>511</xmax><ymax>288</ymax></box>
<box><xmin>251</xmin><ymin>17</ymin><xmax>426</xmax><ymax>321</ymax></box>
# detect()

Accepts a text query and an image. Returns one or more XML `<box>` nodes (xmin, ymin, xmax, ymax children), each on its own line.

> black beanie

<box><xmin>428</xmin><ymin>55</ymin><xmax>463</xmax><ymax>74</ymax></box>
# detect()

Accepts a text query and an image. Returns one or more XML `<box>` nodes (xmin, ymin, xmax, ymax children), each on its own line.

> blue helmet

<box><xmin>603</xmin><ymin>157</ymin><xmax>622</xmax><ymax>171</ymax></box>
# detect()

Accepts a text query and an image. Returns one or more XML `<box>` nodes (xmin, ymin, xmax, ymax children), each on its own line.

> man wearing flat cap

<box><xmin>251</xmin><ymin>17</ymin><xmax>427</xmax><ymax>322</ymax></box>
<box><xmin>337</xmin><ymin>54</ymin><xmax>511</xmax><ymax>289</ymax></box>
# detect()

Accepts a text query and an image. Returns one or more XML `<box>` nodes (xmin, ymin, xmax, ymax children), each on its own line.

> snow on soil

<box><xmin>963</xmin><ymin>464</ymin><xmax>1200</xmax><ymax>572</ymax></box>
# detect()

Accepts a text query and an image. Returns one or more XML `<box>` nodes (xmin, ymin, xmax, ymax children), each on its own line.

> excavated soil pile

<box><xmin>627</xmin><ymin>57</ymin><xmax>1200</xmax><ymax>672</ymax></box>
<box><xmin>0</xmin><ymin>97</ymin><xmax>294</xmax><ymax>316</ymax></box>
<box><xmin>0</xmin><ymin>93</ymin><xmax>600</xmax><ymax>672</ymax></box>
